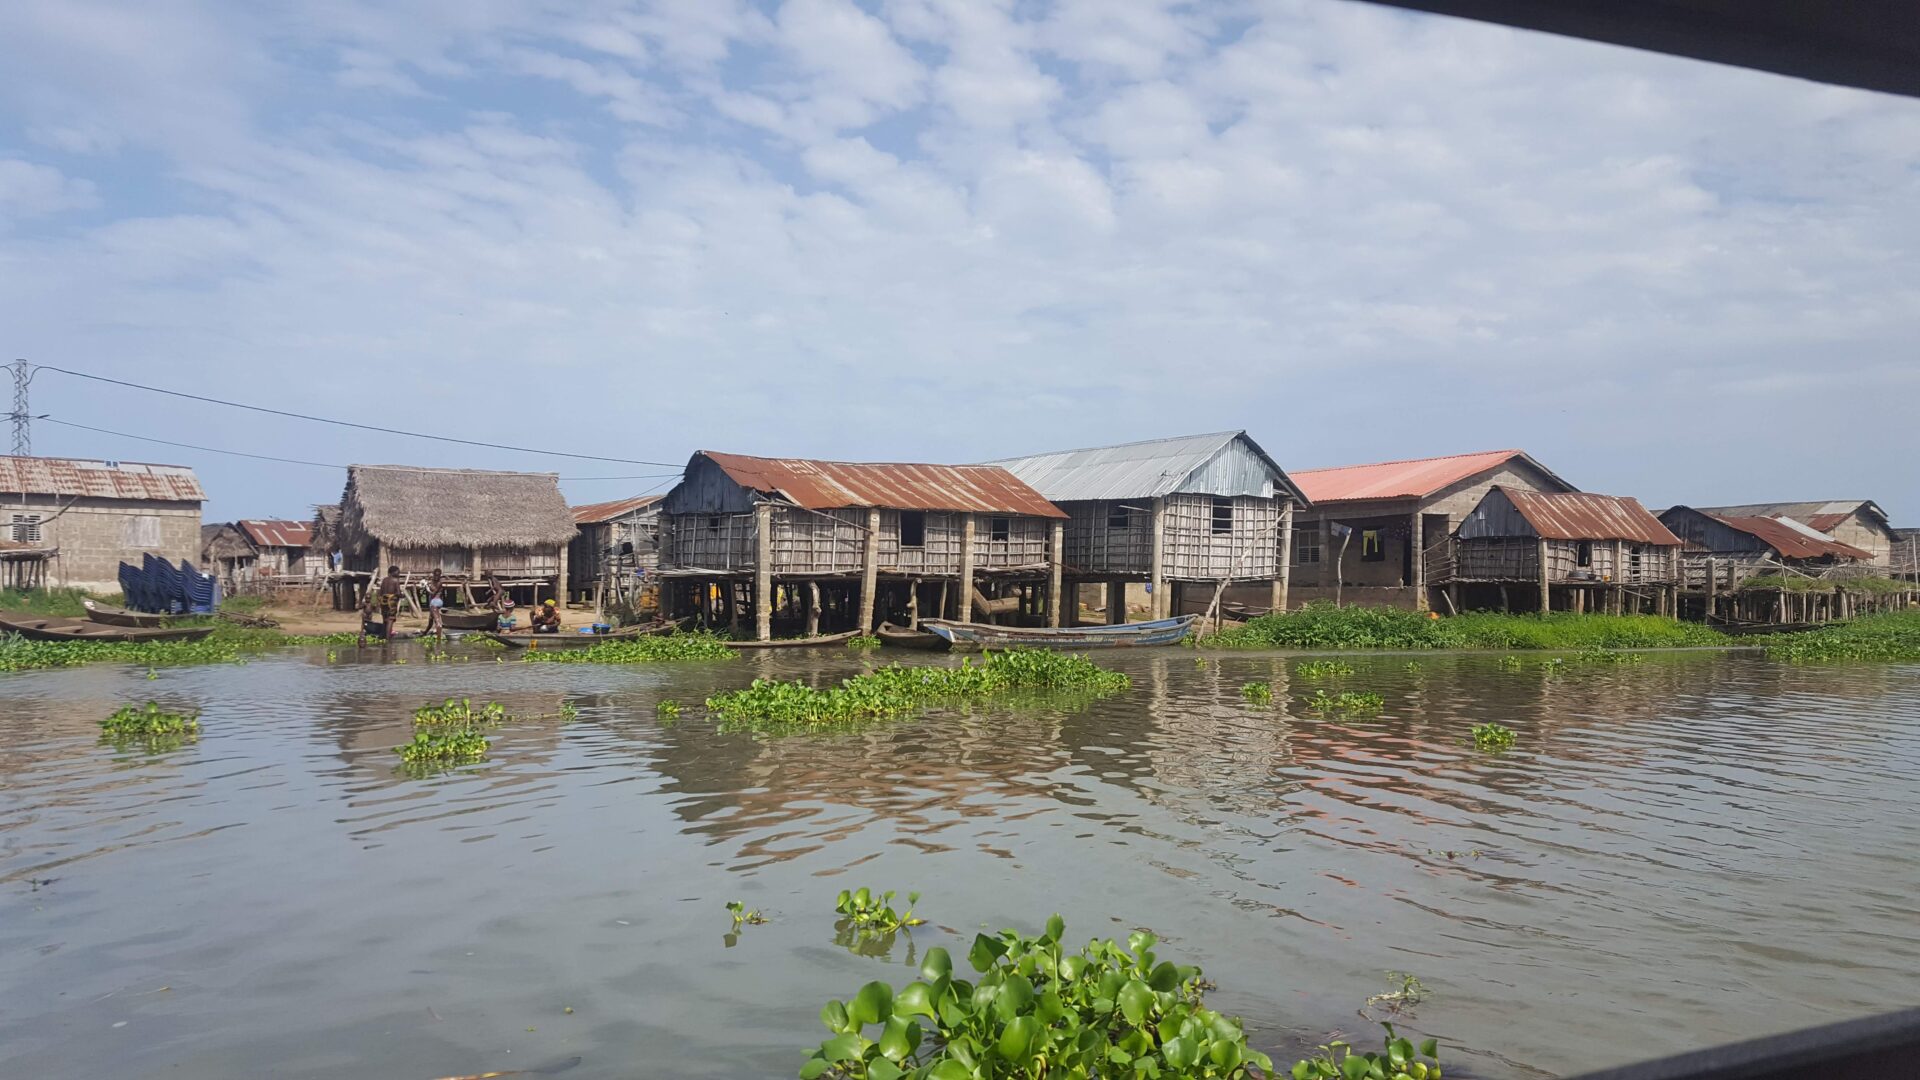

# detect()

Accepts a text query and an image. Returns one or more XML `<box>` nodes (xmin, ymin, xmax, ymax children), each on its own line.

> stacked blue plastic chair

<box><xmin>178</xmin><ymin>561</ymin><xmax>216</xmax><ymax>614</ymax></box>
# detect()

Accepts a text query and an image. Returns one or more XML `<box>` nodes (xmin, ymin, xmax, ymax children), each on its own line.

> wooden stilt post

<box><xmin>957</xmin><ymin>514</ymin><xmax>976</xmax><ymax>623</ymax></box>
<box><xmin>1411</xmin><ymin>510</ymin><xmax>1428</xmax><ymax>612</ymax></box>
<box><xmin>1537</xmin><ymin>538</ymin><xmax>1551</xmax><ymax>613</ymax></box>
<box><xmin>857</xmin><ymin>507</ymin><xmax>881</xmax><ymax>633</ymax></box>
<box><xmin>907</xmin><ymin>577</ymin><xmax>920</xmax><ymax>629</ymax></box>
<box><xmin>1047</xmin><ymin>518</ymin><xmax>1064</xmax><ymax>628</ymax></box>
<box><xmin>935</xmin><ymin>579</ymin><xmax>948</xmax><ymax>622</ymax></box>
<box><xmin>1108</xmin><ymin>579</ymin><xmax>1126</xmax><ymax>625</ymax></box>
<box><xmin>1149</xmin><ymin>498</ymin><xmax>1167</xmax><ymax>621</ymax></box>
<box><xmin>1274</xmin><ymin>501</ymin><xmax>1294</xmax><ymax>615</ymax></box>
<box><xmin>806</xmin><ymin>581</ymin><xmax>821</xmax><ymax>636</ymax></box>
<box><xmin>753</xmin><ymin>502</ymin><xmax>773</xmax><ymax>642</ymax></box>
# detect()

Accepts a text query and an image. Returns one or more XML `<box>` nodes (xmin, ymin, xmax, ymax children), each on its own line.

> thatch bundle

<box><xmin>309</xmin><ymin>504</ymin><xmax>341</xmax><ymax>553</ymax></box>
<box><xmin>338</xmin><ymin>466</ymin><xmax>576</xmax><ymax>553</ymax></box>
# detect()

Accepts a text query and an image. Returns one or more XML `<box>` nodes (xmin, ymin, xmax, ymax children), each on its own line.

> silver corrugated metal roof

<box><xmin>984</xmin><ymin>431</ymin><xmax>1306</xmax><ymax>504</ymax></box>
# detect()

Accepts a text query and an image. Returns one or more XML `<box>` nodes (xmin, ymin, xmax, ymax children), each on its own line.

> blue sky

<box><xmin>1</xmin><ymin>0</ymin><xmax>1915</xmax><ymax>521</ymax></box>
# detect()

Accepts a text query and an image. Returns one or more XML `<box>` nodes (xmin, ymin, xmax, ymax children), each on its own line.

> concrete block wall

<box><xmin>3</xmin><ymin>498</ymin><xmax>203</xmax><ymax>593</ymax></box>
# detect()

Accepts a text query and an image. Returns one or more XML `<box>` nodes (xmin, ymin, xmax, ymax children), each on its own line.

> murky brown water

<box><xmin>3</xmin><ymin>645</ymin><xmax>1917</xmax><ymax>1079</ymax></box>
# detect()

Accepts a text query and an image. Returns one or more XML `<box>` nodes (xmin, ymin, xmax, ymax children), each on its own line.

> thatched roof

<box><xmin>339</xmin><ymin>466</ymin><xmax>576</xmax><ymax>550</ymax></box>
<box><xmin>310</xmin><ymin>504</ymin><xmax>341</xmax><ymax>551</ymax></box>
<box><xmin>201</xmin><ymin>522</ymin><xmax>254</xmax><ymax>560</ymax></box>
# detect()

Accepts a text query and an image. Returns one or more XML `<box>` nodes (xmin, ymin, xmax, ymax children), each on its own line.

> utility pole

<box><xmin>9</xmin><ymin>360</ymin><xmax>33</xmax><ymax>456</ymax></box>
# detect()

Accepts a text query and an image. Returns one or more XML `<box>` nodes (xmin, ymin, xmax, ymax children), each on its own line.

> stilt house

<box><xmin>1289</xmin><ymin>449</ymin><xmax>1576</xmax><ymax>612</ymax></box>
<box><xmin>1658</xmin><ymin>505</ymin><xmax>1872</xmax><ymax>593</ymax></box>
<box><xmin>200</xmin><ymin>522</ymin><xmax>256</xmax><ymax>586</ymax></box>
<box><xmin>1685</xmin><ymin>500</ymin><xmax>1895</xmax><ymax>567</ymax></box>
<box><xmin>568</xmin><ymin>494</ymin><xmax>663</xmax><ymax>603</ymax></box>
<box><xmin>1894</xmin><ymin>528</ymin><xmax>1919</xmax><ymax>582</ymax></box>
<box><xmin>657</xmin><ymin>451</ymin><xmax>1066</xmax><ymax>639</ymax></box>
<box><xmin>237</xmin><ymin>520</ymin><xmax>317</xmax><ymax>581</ymax></box>
<box><xmin>335</xmin><ymin>466</ymin><xmax>577</xmax><ymax>605</ymax></box>
<box><xmin>1455</xmin><ymin>488</ymin><xmax>1683</xmax><ymax>613</ymax></box>
<box><xmin>985</xmin><ymin>431</ymin><xmax>1307</xmax><ymax>622</ymax></box>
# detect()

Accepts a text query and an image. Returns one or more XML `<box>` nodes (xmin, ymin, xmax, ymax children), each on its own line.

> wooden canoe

<box><xmin>919</xmin><ymin>615</ymin><xmax>1198</xmax><ymax>650</ymax></box>
<box><xmin>722</xmin><ymin>629</ymin><xmax>861</xmax><ymax>650</ymax></box>
<box><xmin>82</xmin><ymin>600</ymin><xmax>171</xmax><ymax>628</ymax></box>
<box><xmin>440</xmin><ymin>610</ymin><xmax>499</xmax><ymax>631</ymax></box>
<box><xmin>0</xmin><ymin>612</ymin><xmax>215</xmax><ymax>643</ymax></box>
<box><xmin>876</xmin><ymin>622</ymin><xmax>948</xmax><ymax>650</ymax></box>
<box><xmin>481</xmin><ymin>625</ymin><xmax>666</xmax><ymax>650</ymax></box>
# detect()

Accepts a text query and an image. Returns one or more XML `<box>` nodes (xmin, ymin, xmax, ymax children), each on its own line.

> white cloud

<box><xmin>0</xmin><ymin>159</ymin><xmax>99</xmax><ymax>221</ymax></box>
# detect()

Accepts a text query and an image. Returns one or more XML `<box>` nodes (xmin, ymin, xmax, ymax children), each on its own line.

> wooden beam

<box><xmin>1108</xmin><ymin>578</ymin><xmax>1126</xmax><ymax>625</ymax></box>
<box><xmin>856</xmin><ymin>507</ymin><xmax>882</xmax><ymax>632</ymax></box>
<box><xmin>1411</xmin><ymin>510</ymin><xmax>1428</xmax><ymax>612</ymax></box>
<box><xmin>957</xmin><ymin>513</ymin><xmax>976</xmax><ymax>623</ymax></box>
<box><xmin>1047</xmin><ymin>518</ymin><xmax>1065</xmax><ymax>628</ymax></box>
<box><xmin>1274</xmin><ymin>501</ymin><xmax>1294</xmax><ymax>615</ymax></box>
<box><xmin>806</xmin><ymin>580</ymin><xmax>821</xmax><ymax>636</ymax></box>
<box><xmin>754</xmin><ymin>501</ymin><xmax>773</xmax><ymax>641</ymax></box>
<box><xmin>1149</xmin><ymin>497</ymin><xmax>1167</xmax><ymax>620</ymax></box>
<box><xmin>1537</xmin><ymin>538</ymin><xmax>1551</xmax><ymax>613</ymax></box>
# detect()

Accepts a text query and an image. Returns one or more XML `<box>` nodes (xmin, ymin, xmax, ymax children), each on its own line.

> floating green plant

<box><xmin>656</xmin><ymin>700</ymin><xmax>681</xmax><ymax>722</ymax></box>
<box><xmin>1364</xmin><ymin>972</ymin><xmax>1430</xmax><ymax>1018</ymax></box>
<box><xmin>101</xmin><ymin>701</ymin><xmax>200</xmax><ymax>739</ymax></box>
<box><xmin>726</xmin><ymin>900</ymin><xmax>768</xmax><ymax>927</ymax></box>
<box><xmin>413</xmin><ymin>698</ymin><xmax>508</xmax><ymax>729</ymax></box>
<box><xmin>1293</xmin><ymin>1025</ymin><xmax>1442</xmax><ymax>1080</ymax></box>
<box><xmin>1766</xmin><ymin>612</ymin><xmax>1920</xmax><ymax>662</ymax></box>
<box><xmin>1403</xmin><ymin>660</ymin><xmax>1422</xmax><ymax>672</ymax></box>
<box><xmin>558</xmin><ymin>701</ymin><xmax>579</xmax><ymax>722</ymax></box>
<box><xmin>1296</xmin><ymin>659</ymin><xmax>1354</xmax><ymax>679</ymax></box>
<box><xmin>1470</xmin><ymin>723</ymin><xmax>1517</xmax><ymax>752</ymax></box>
<box><xmin>1495</xmin><ymin>655</ymin><xmax>1525</xmax><ymax>671</ymax></box>
<box><xmin>521</xmin><ymin>632</ymin><xmax>737</xmax><ymax>663</ymax></box>
<box><xmin>847</xmin><ymin>634</ymin><xmax>882</xmax><ymax>650</ymax></box>
<box><xmin>1304</xmin><ymin>689</ymin><xmax>1385</xmax><ymax>715</ymax></box>
<box><xmin>395</xmin><ymin>729</ymin><xmax>490</xmax><ymax>766</ymax></box>
<box><xmin>834</xmin><ymin>888</ymin><xmax>924</xmax><ymax>934</ymax></box>
<box><xmin>1240</xmin><ymin>680</ymin><xmax>1275</xmax><ymax>704</ymax></box>
<box><xmin>1573</xmin><ymin>646</ymin><xmax>1643</xmax><ymax>664</ymax></box>
<box><xmin>705</xmin><ymin>649</ymin><xmax>1130</xmax><ymax>735</ymax></box>
<box><xmin>799</xmin><ymin>918</ymin><xmax>1278</xmax><ymax>1080</ymax></box>
<box><xmin>1204</xmin><ymin>602</ymin><xmax>1725</xmax><ymax>651</ymax></box>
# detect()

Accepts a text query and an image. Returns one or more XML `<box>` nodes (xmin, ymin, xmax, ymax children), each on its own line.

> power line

<box><xmin>37</xmin><ymin>416</ymin><xmax>683</xmax><ymax>483</ymax></box>
<box><xmin>32</xmin><ymin>363</ymin><xmax>683</xmax><ymax>468</ymax></box>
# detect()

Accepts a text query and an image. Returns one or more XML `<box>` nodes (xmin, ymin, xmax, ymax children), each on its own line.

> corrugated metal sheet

<box><xmin>1692</xmin><ymin>500</ymin><xmax>1888</xmax><ymax>532</ymax></box>
<box><xmin>984</xmin><ymin>431</ymin><xmax>1306</xmax><ymax>504</ymax></box>
<box><xmin>1462</xmin><ymin>488</ymin><xmax>1680</xmax><ymax>544</ymax></box>
<box><xmin>699</xmin><ymin>452</ymin><xmax>1065</xmax><ymax>518</ymax></box>
<box><xmin>1710</xmin><ymin>513</ymin><xmax>1872</xmax><ymax>560</ymax></box>
<box><xmin>237</xmin><ymin>519</ymin><xmax>313</xmax><ymax>549</ymax></box>
<box><xmin>572</xmin><ymin>494</ymin><xmax>663</xmax><ymax>525</ymax></box>
<box><xmin>0</xmin><ymin>455</ymin><xmax>205</xmax><ymax>502</ymax></box>
<box><xmin>1292</xmin><ymin>449</ymin><xmax>1571</xmax><ymax>504</ymax></box>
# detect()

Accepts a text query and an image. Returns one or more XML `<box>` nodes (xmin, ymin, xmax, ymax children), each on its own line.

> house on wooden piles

<box><xmin>568</xmin><ymin>494</ymin><xmax>662</xmax><ymax>607</ymax></box>
<box><xmin>1455</xmin><ymin>488</ymin><xmax>1683</xmax><ymax>613</ymax></box>
<box><xmin>1288</xmin><ymin>449</ymin><xmax>1576</xmax><ymax>612</ymax></box>
<box><xmin>657</xmin><ymin>451</ymin><xmax>1066</xmax><ymax>640</ymax></box>
<box><xmin>334</xmin><ymin>466</ymin><xmax>576</xmax><ymax>608</ymax></box>
<box><xmin>200</xmin><ymin>522</ymin><xmax>256</xmax><ymax>587</ymax></box>
<box><xmin>1894</xmin><ymin>528</ymin><xmax>1920</xmax><ymax>582</ymax></box>
<box><xmin>985</xmin><ymin>431</ymin><xmax>1308</xmax><ymax>623</ymax></box>
<box><xmin>1685</xmin><ymin>500</ymin><xmax>1895</xmax><ymax>567</ymax></box>
<box><xmin>1</xmin><ymin>455</ymin><xmax>204</xmax><ymax>593</ymax></box>
<box><xmin>237</xmin><ymin>519</ymin><xmax>317</xmax><ymax>584</ymax></box>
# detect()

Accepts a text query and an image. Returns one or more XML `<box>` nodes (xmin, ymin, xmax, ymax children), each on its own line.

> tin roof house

<box><xmin>1683</xmin><ymin>500</ymin><xmax>1895</xmax><ymax>567</ymax></box>
<box><xmin>658</xmin><ymin>451</ymin><xmax>1065</xmax><ymax>640</ymax></box>
<box><xmin>0</xmin><ymin>456</ymin><xmax>205</xmax><ymax>593</ymax></box>
<box><xmin>1456</xmin><ymin>488</ymin><xmax>1683</xmax><ymax>613</ymax></box>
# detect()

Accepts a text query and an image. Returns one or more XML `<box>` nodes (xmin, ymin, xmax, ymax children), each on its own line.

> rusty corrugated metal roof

<box><xmin>572</xmin><ymin>494</ymin><xmax>663</xmax><ymax>525</ymax></box>
<box><xmin>237</xmin><ymin>519</ymin><xmax>313</xmax><ymax>549</ymax></box>
<box><xmin>1500</xmin><ymin>489</ymin><xmax>1682</xmax><ymax>544</ymax></box>
<box><xmin>1293</xmin><ymin>449</ymin><xmax>1571</xmax><ymax>503</ymax></box>
<box><xmin>0</xmin><ymin>455</ymin><xmax>205</xmax><ymax>502</ymax></box>
<box><xmin>1708</xmin><ymin>513</ymin><xmax>1872</xmax><ymax>561</ymax></box>
<box><xmin>700</xmin><ymin>452</ymin><xmax>1066</xmax><ymax>518</ymax></box>
<box><xmin>1692</xmin><ymin>499</ymin><xmax>1889</xmax><ymax>533</ymax></box>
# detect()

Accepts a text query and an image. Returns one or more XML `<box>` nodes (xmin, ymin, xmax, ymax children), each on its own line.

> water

<box><xmin>3</xmin><ymin>646</ymin><xmax>1918</xmax><ymax>1079</ymax></box>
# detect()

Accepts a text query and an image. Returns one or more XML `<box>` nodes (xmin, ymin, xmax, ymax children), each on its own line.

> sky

<box><xmin>0</xmin><ymin>0</ymin><xmax>1915</xmax><ymax>523</ymax></box>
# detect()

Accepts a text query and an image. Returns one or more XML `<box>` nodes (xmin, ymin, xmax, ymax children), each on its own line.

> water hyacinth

<box><xmin>705</xmin><ymin>649</ymin><xmax>1130</xmax><ymax>734</ymax></box>
<box><xmin>101</xmin><ymin>701</ymin><xmax>200</xmax><ymax>738</ymax></box>
<box><xmin>413</xmin><ymin>698</ymin><xmax>509</xmax><ymax>728</ymax></box>
<box><xmin>1765</xmin><ymin>612</ymin><xmax>1920</xmax><ymax>662</ymax></box>
<box><xmin>396</xmin><ymin>729</ymin><xmax>490</xmax><ymax>766</ymax></box>
<box><xmin>521</xmin><ymin>632</ymin><xmax>737</xmax><ymax>663</ymax></box>
<box><xmin>1470</xmin><ymin>723</ymin><xmax>1517</xmax><ymax>752</ymax></box>
<box><xmin>1240</xmin><ymin>681</ymin><xmax>1275</xmax><ymax>704</ymax></box>
<box><xmin>1303</xmin><ymin>689</ymin><xmax>1385</xmax><ymax>715</ymax></box>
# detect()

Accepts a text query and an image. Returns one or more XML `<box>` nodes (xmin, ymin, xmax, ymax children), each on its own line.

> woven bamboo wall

<box><xmin>1062</xmin><ymin>501</ymin><xmax>1152</xmax><ymax>575</ymax></box>
<box><xmin>876</xmin><ymin>510</ymin><xmax>965</xmax><ymax>574</ymax></box>
<box><xmin>977</xmin><ymin>514</ymin><xmax>1051</xmax><ymax>569</ymax></box>
<box><xmin>769</xmin><ymin>507</ymin><xmax>865</xmax><ymax>574</ymax></box>
<box><xmin>1162</xmin><ymin>494</ymin><xmax>1279</xmax><ymax>581</ymax></box>
<box><xmin>662</xmin><ymin>512</ymin><xmax>756</xmax><ymax>571</ymax></box>
<box><xmin>1458</xmin><ymin>539</ymin><xmax>1679</xmax><ymax>583</ymax></box>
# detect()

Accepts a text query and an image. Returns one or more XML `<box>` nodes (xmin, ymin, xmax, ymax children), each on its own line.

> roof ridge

<box><xmin>704</xmin><ymin>450</ymin><xmax>1023</xmax><ymax>471</ymax></box>
<box><xmin>1295</xmin><ymin>449</ymin><xmax>1522</xmax><ymax>474</ymax></box>
<box><xmin>982</xmin><ymin>430</ymin><xmax>1244</xmax><ymax>463</ymax></box>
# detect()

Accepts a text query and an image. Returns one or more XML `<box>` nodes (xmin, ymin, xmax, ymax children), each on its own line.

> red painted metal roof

<box><xmin>1710</xmin><ymin>513</ymin><xmax>1872</xmax><ymax>561</ymax></box>
<box><xmin>1292</xmin><ymin>449</ymin><xmax>1568</xmax><ymax>503</ymax></box>
<box><xmin>1500</xmin><ymin>489</ymin><xmax>1681</xmax><ymax>544</ymax></box>
<box><xmin>0</xmin><ymin>455</ymin><xmax>205</xmax><ymax>502</ymax></box>
<box><xmin>700</xmin><ymin>452</ymin><xmax>1066</xmax><ymax>518</ymax></box>
<box><xmin>237</xmin><ymin>519</ymin><xmax>313</xmax><ymax>549</ymax></box>
<box><xmin>572</xmin><ymin>494</ymin><xmax>663</xmax><ymax>525</ymax></box>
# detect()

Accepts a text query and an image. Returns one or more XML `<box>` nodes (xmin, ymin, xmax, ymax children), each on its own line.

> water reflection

<box><xmin>0</xmin><ymin>645</ymin><xmax>1917</xmax><ymax>1080</ymax></box>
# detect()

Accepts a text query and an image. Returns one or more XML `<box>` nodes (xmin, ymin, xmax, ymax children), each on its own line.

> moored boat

<box><xmin>876</xmin><ymin>622</ymin><xmax>948</xmax><ymax>650</ymax></box>
<box><xmin>440</xmin><ymin>610</ymin><xmax>499</xmax><ymax>631</ymax></box>
<box><xmin>82</xmin><ymin>600</ymin><xmax>171</xmax><ymax>628</ymax></box>
<box><xmin>0</xmin><ymin>612</ymin><xmax>215</xmax><ymax>643</ymax></box>
<box><xmin>722</xmin><ymin>629</ymin><xmax>861</xmax><ymax>650</ymax></box>
<box><xmin>918</xmin><ymin>615</ymin><xmax>1198</xmax><ymax>649</ymax></box>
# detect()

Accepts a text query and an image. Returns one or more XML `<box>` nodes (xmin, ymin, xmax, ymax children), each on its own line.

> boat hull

<box><xmin>82</xmin><ymin>602</ymin><xmax>171</xmax><ymax>629</ymax></box>
<box><xmin>0</xmin><ymin>613</ymin><xmax>214</xmax><ymax>643</ymax></box>
<box><xmin>722</xmin><ymin>630</ymin><xmax>860</xmax><ymax>650</ymax></box>
<box><xmin>440</xmin><ymin>611</ymin><xmax>498</xmax><ymax>631</ymax></box>
<box><xmin>919</xmin><ymin>615</ymin><xmax>1197</xmax><ymax>649</ymax></box>
<box><xmin>876</xmin><ymin>622</ymin><xmax>948</xmax><ymax>650</ymax></box>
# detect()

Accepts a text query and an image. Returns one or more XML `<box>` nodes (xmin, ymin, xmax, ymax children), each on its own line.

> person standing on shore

<box><xmin>424</xmin><ymin>568</ymin><xmax>446</xmax><ymax>638</ymax></box>
<box><xmin>378</xmin><ymin>566</ymin><xmax>404</xmax><ymax>638</ymax></box>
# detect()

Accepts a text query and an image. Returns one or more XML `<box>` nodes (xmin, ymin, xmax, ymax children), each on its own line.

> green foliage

<box><xmin>0</xmin><ymin>625</ymin><xmax>300</xmax><ymax>672</ymax></box>
<box><xmin>728</xmin><ymin>900</ymin><xmax>768</xmax><ymax>927</ymax></box>
<box><xmin>1291</xmin><ymin>1025</ymin><xmax>1441</xmax><ymax>1080</ymax></box>
<box><xmin>413</xmin><ymin>697</ymin><xmax>508</xmax><ymax>729</ymax></box>
<box><xmin>0</xmin><ymin>587</ymin><xmax>103</xmax><ymax>617</ymax></box>
<box><xmin>304</xmin><ymin>631</ymin><xmax>362</xmax><ymax>645</ymax></box>
<box><xmin>1743</xmin><ymin>574</ymin><xmax>1914</xmax><ymax>595</ymax></box>
<box><xmin>1766</xmin><ymin>611</ymin><xmax>1920</xmax><ymax>661</ymax></box>
<box><xmin>395</xmin><ymin>729</ymin><xmax>490</xmax><ymax>765</ymax></box>
<box><xmin>1303</xmin><ymin>690</ymin><xmax>1384</xmax><ymax>715</ymax></box>
<box><xmin>656</xmin><ymin>700</ymin><xmax>682</xmax><ymax>722</ymax></box>
<box><xmin>1296</xmin><ymin>660</ymin><xmax>1354</xmax><ymax>679</ymax></box>
<box><xmin>218</xmin><ymin>594</ymin><xmax>270</xmax><ymax>613</ymax></box>
<box><xmin>848</xmin><ymin>634</ymin><xmax>883</xmax><ymax>650</ymax></box>
<box><xmin>1402</xmin><ymin>661</ymin><xmax>1422</xmax><ymax>672</ymax></box>
<box><xmin>835</xmin><ymin>888</ymin><xmax>925</xmax><ymax>934</ymax></box>
<box><xmin>799</xmin><ymin>919</ymin><xmax>1275</xmax><ymax>1080</ymax></box>
<box><xmin>101</xmin><ymin>701</ymin><xmax>200</xmax><ymax>739</ymax></box>
<box><xmin>1495</xmin><ymin>656</ymin><xmax>1525</xmax><ymax>671</ymax></box>
<box><xmin>706</xmin><ymin>649</ymin><xmax>1130</xmax><ymax>735</ymax></box>
<box><xmin>1469</xmin><ymin>723</ymin><xmax>1516</xmax><ymax>753</ymax></box>
<box><xmin>559</xmin><ymin>701</ymin><xmax>579</xmax><ymax>722</ymax></box>
<box><xmin>520</xmin><ymin>631</ymin><xmax>738</xmax><ymax>663</ymax></box>
<box><xmin>1240</xmin><ymin>681</ymin><xmax>1275</xmax><ymax>704</ymax></box>
<box><xmin>1206</xmin><ymin>603</ymin><xmax>1726</xmax><ymax>651</ymax></box>
<box><xmin>1572</xmin><ymin>646</ymin><xmax>1643</xmax><ymax>664</ymax></box>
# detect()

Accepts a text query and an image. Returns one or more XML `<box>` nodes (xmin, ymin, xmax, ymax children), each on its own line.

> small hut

<box><xmin>1454</xmin><ymin>487</ymin><xmax>1683</xmax><ymax>613</ymax></box>
<box><xmin>200</xmin><ymin>522</ymin><xmax>257</xmax><ymax>587</ymax></box>
<box><xmin>237</xmin><ymin>520</ymin><xmax>316</xmax><ymax>582</ymax></box>
<box><xmin>658</xmin><ymin>451</ymin><xmax>1065</xmax><ymax>639</ymax></box>
<box><xmin>335</xmin><ymin>466</ymin><xmax>576</xmax><ymax>607</ymax></box>
<box><xmin>569</xmin><ymin>494</ymin><xmax>663</xmax><ymax>608</ymax></box>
